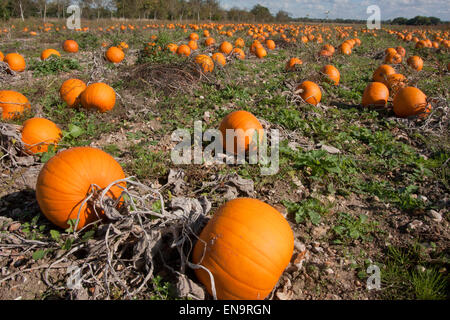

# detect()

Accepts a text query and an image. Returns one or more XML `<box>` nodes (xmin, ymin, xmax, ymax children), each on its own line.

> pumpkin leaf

<box><xmin>32</xmin><ymin>249</ymin><xmax>46</xmax><ymax>260</ymax></box>
<box><xmin>50</xmin><ymin>230</ymin><xmax>60</xmax><ymax>242</ymax></box>
<box><xmin>67</xmin><ymin>124</ymin><xmax>84</xmax><ymax>138</ymax></box>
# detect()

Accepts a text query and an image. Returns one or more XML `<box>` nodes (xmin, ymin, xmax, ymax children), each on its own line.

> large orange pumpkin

<box><xmin>321</xmin><ymin>65</ymin><xmax>340</xmax><ymax>85</ymax></box>
<box><xmin>176</xmin><ymin>44</ymin><xmax>191</xmax><ymax>57</ymax></box>
<box><xmin>4</xmin><ymin>53</ymin><xmax>26</xmax><ymax>72</ymax></box>
<box><xmin>35</xmin><ymin>147</ymin><xmax>126</xmax><ymax>230</ymax></box>
<box><xmin>407</xmin><ymin>56</ymin><xmax>423</xmax><ymax>71</ymax></box>
<box><xmin>80</xmin><ymin>82</ymin><xmax>116</xmax><ymax>112</ymax></box>
<box><xmin>232</xmin><ymin>48</ymin><xmax>245</xmax><ymax>60</ymax></box>
<box><xmin>21</xmin><ymin>118</ymin><xmax>62</xmax><ymax>154</ymax></box>
<box><xmin>192</xmin><ymin>198</ymin><xmax>294</xmax><ymax>300</ymax></box>
<box><xmin>265</xmin><ymin>39</ymin><xmax>276</xmax><ymax>50</ymax></box>
<box><xmin>361</xmin><ymin>82</ymin><xmax>389</xmax><ymax>107</ymax></box>
<box><xmin>59</xmin><ymin>78</ymin><xmax>87</xmax><ymax>108</ymax></box>
<box><xmin>0</xmin><ymin>90</ymin><xmax>31</xmax><ymax>119</ymax></box>
<box><xmin>372</xmin><ymin>64</ymin><xmax>396</xmax><ymax>86</ymax></box>
<box><xmin>296</xmin><ymin>81</ymin><xmax>322</xmax><ymax>106</ymax></box>
<box><xmin>195</xmin><ymin>54</ymin><xmax>214</xmax><ymax>73</ymax></box>
<box><xmin>212</xmin><ymin>52</ymin><xmax>226</xmax><ymax>67</ymax></box>
<box><xmin>41</xmin><ymin>49</ymin><xmax>61</xmax><ymax>60</ymax></box>
<box><xmin>105</xmin><ymin>46</ymin><xmax>125</xmax><ymax>63</ymax></box>
<box><xmin>255</xmin><ymin>46</ymin><xmax>267</xmax><ymax>59</ymax></box>
<box><xmin>393</xmin><ymin>87</ymin><xmax>431</xmax><ymax>118</ymax></box>
<box><xmin>219</xmin><ymin>41</ymin><xmax>233</xmax><ymax>55</ymax></box>
<box><xmin>0</xmin><ymin>51</ymin><xmax>4</xmax><ymax>61</ymax></box>
<box><xmin>285</xmin><ymin>57</ymin><xmax>303</xmax><ymax>71</ymax></box>
<box><xmin>218</xmin><ymin>110</ymin><xmax>264</xmax><ymax>155</ymax></box>
<box><xmin>188</xmin><ymin>40</ymin><xmax>198</xmax><ymax>51</ymax></box>
<box><xmin>63</xmin><ymin>40</ymin><xmax>79</xmax><ymax>53</ymax></box>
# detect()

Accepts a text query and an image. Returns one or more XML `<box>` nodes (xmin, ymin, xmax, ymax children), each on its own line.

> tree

<box><xmin>250</xmin><ymin>4</ymin><xmax>273</xmax><ymax>22</ymax></box>
<box><xmin>275</xmin><ymin>10</ymin><xmax>290</xmax><ymax>22</ymax></box>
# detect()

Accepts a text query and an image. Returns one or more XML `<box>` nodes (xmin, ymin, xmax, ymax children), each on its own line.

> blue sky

<box><xmin>218</xmin><ymin>0</ymin><xmax>450</xmax><ymax>21</ymax></box>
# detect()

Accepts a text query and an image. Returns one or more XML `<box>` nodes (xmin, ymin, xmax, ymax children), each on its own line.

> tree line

<box><xmin>0</xmin><ymin>0</ymin><xmax>446</xmax><ymax>25</ymax></box>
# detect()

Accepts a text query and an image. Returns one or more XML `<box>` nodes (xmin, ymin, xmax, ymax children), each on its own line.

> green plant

<box><xmin>332</xmin><ymin>212</ymin><xmax>379</xmax><ymax>244</ymax></box>
<box><xmin>282</xmin><ymin>198</ymin><xmax>328</xmax><ymax>225</ymax></box>
<box><xmin>29</xmin><ymin>57</ymin><xmax>81</xmax><ymax>77</ymax></box>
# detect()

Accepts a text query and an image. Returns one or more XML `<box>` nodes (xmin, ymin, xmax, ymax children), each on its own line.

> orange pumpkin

<box><xmin>340</xmin><ymin>42</ymin><xmax>352</xmax><ymax>55</ymax></box>
<box><xmin>0</xmin><ymin>50</ymin><xmax>4</xmax><ymax>61</ymax></box>
<box><xmin>0</xmin><ymin>90</ymin><xmax>31</xmax><ymax>119</ymax></box>
<box><xmin>63</xmin><ymin>40</ymin><xmax>79</xmax><ymax>53</ymax></box>
<box><xmin>177</xmin><ymin>44</ymin><xmax>191</xmax><ymax>57</ymax></box>
<box><xmin>393</xmin><ymin>87</ymin><xmax>431</xmax><ymax>118</ymax></box>
<box><xmin>265</xmin><ymin>39</ymin><xmax>276</xmax><ymax>50</ymax></box>
<box><xmin>4</xmin><ymin>53</ymin><xmax>26</xmax><ymax>72</ymax></box>
<box><xmin>296</xmin><ymin>81</ymin><xmax>322</xmax><ymax>106</ymax></box>
<box><xmin>80</xmin><ymin>82</ymin><xmax>116</xmax><ymax>113</ymax></box>
<box><xmin>407</xmin><ymin>56</ymin><xmax>424</xmax><ymax>71</ymax></box>
<box><xmin>232</xmin><ymin>48</ymin><xmax>245</xmax><ymax>60</ymax></box>
<box><xmin>361</xmin><ymin>82</ymin><xmax>389</xmax><ymax>107</ymax></box>
<box><xmin>192</xmin><ymin>198</ymin><xmax>294</xmax><ymax>300</ymax></box>
<box><xmin>105</xmin><ymin>46</ymin><xmax>125</xmax><ymax>63</ymax></box>
<box><xmin>204</xmin><ymin>37</ymin><xmax>216</xmax><ymax>46</ymax></box>
<box><xmin>35</xmin><ymin>147</ymin><xmax>126</xmax><ymax>230</ymax></box>
<box><xmin>219</xmin><ymin>41</ymin><xmax>233</xmax><ymax>55</ymax></box>
<box><xmin>321</xmin><ymin>65</ymin><xmax>340</xmax><ymax>85</ymax></box>
<box><xmin>189</xmin><ymin>32</ymin><xmax>199</xmax><ymax>41</ymax></box>
<box><xmin>212</xmin><ymin>52</ymin><xmax>226</xmax><ymax>67</ymax></box>
<box><xmin>218</xmin><ymin>110</ymin><xmax>264</xmax><ymax>155</ymax></box>
<box><xmin>386</xmin><ymin>73</ymin><xmax>407</xmax><ymax>91</ymax></box>
<box><xmin>372</xmin><ymin>64</ymin><xmax>396</xmax><ymax>86</ymax></box>
<box><xmin>285</xmin><ymin>57</ymin><xmax>303</xmax><ymax>71</ymax></box>
<box><xmin>255</xmin><ymin>46</ymin><xmax>267</xmax><ymax>59</ymax></box>
<box><xmin>60</xmin><ymin>78</ymin><xmax>87</xmax><ymax>108</ymax></box>
<box><xmin>234</xmin><ymin>38</ymin><xmax>245</xmax><ymax>48</ymax></box>
<box><xmin>188</xmin><ymin>40</ymin><xmax>198</xmax><ymax>51</ymax></box>
<box><xmin>167</xmin><ymin>43</ymin><xmax>178</xmax><ymax>54</ymax></box>
<box><xmin>41</xmin><ymin>49</ymin><xmax>61</xmax><ymax>60</ymax></box>
<box><xmin>195</xmin><ymin>54</ymin><xmax>214</xmax><ymax>73</ymax></box>
<box><xmin>21</xmin><ymin>118</ymin><xmax>62</xmax><ymax>154</ymax></box>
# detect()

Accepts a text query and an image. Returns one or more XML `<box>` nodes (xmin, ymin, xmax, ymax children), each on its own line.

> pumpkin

<box><xmin>4</xmin><ymin>53</ymin><xmax>26</xmax><ymax>72</ymax></box>
<box><xmin>234</xmin><ymin>38</ymin><xmax>245</xmax><ymax>48</ymax></box>
<box><xmin>322</xmin><ymin>44</ymin><xmax>335</xmax><ymax>54</ymax></box>
<box><xmin>212</xmin><ymin>52</ymin><xmax>226</xmax><ymax>67</ymax></box>
<box><xmin>204</xmin><ymin>37</ymin><xmax>216</xmax><ymax>46</ymax></box>
<box><xmin>250</xmin><ymin>41</ymin><xmax>263</xmax><ymax>54</ymax></box>
<box><xmin>0</xmin><ymin>90</ymin><xmax>31</xmax><ymax>119</ymax></box>
<box><xmin>295</xmin><ymin>81</ymin><xmax>322</xmax><ymax>106</ymax></box>
<box><xmin>361</xmin><ymin>82</ymin><xmax>389</xmax><ymax>107</ymax></box>
<box><xmin>189</xmin><ymin>32</ymin><xmax>199</xmax><ymax>41</ymax></box>
<box><xmin>285</xmin><ymin>57</ymin><xmax>302</xmax><ymax>71</ymax></box>
<box><xmin>80</xmin><ymin>82</ymin><xmax>116</xmax><ymax>112</ymax></box>
<box><xmin>105</xmin><ymin>46</ymin><xmax>125</xmax><ymax>63</ymax></box>
<box><xmin>340</xmin><ymin>42</ymin><xmax>352</xmax><ymax>55</ymax></box>
<box><xmin>60</xmin><ymin>78</ymin><xmax>87</xmax><ymax>108</ymax></box>
<box><xmin>219</xmin><ymin>41</ymin><xmax>233</xmax><ymax>55</ymax></box>
<box><xmin>321</xmin><ymin>65</ymin><xmax>340</xmax><ymax>85</ymax></box>
<box><xmin>63</xmin><ymin>40</ymin><xmax>79</xmax><ymax>53</ymax></box>
<box><xmin>192</xmin><ymin>197</ymin><xmax>294</xmax><ymax>300</ymax></box>
<box><xmin>255</xmin><ymin>46</ymin><xmax>267</xmax><ymax>59</ymax></box>
<box><xmin>177</xmin><ymin>44</ymin><xmax>191</xmax><ymax>57</ymax></box>
<box><xmin>385</xmin><ymin>52</ymin><xmax>402</xmax><ymax>64</ymax></box>
<box><xmin>195</xmin><ymin>54</ymin><xmax>214</xmax><ymax>73</ymax></box>
<box><xmin>41</xmin><ymin>49</ymin><xmax>61</xmax><ymax>60</ymax></box>
<box><xmin>0</xmin><ymin>50</ymin><xmax>4</xmax><ymax>61</ymax></box>
<box><xmin>232</xmin><ymin>48</ymin><xmax>245</xmax><ymax>60</ymax></box>
<box><xmin>188</xmin><ymin>40</ymin><xmax>198</xmax><ymax>51</ymax></box>
<box><xmin>35</xmin><ymin>147</ymin><xmax>126</xmax><ymax>230</ymax></box>
<box><xmin>167</xmin><ymin>43</ymin><xmax>178</xmax><ymax>53</ymax></box>
<box><xmin>396</xmin><ymin>46</ymin><xmax>406</xmax><ymax>57</ymax></box>
<box><xmin>218</xmin><ymin>110</ymin><xmax>264</xmax><ymax>155</ymax></box>
<box><xmin>118</xmin><ymin>41</ymin><xmax>129</xmax><ymax>50</ymax></box>
<box><xmin>393</xmin><ymin>86</ymin><xmax>431</xmax><ymax>118</ymax></box>
<box><xmin>265</xmin><ymin>39</ymin><xmax>276</xmax><ymax>50</ymax></box>
<box><xmin>386</xmin><ymin>73</ymin><xmax>407</xmax><ymax>91</ymax></box>
<box><xmin>21</xmin><ymin>118</ymin><xmax>62</xmax><ymax>154</ymax></box>
<box><xmin>407</xmin><ymin>56</ymin><xmax>423</xmax><ymax>71</ymax></box>
<box><xmin>372</xmin><ymin>64</ymin><xmax>396</xmax><ymax>86</ymax></box>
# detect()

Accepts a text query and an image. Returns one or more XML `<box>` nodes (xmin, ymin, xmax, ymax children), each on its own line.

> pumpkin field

<box><xmin>0</xmin><ymin>18</ymin><xmax>449</xmax><ymax>301</ymax></box>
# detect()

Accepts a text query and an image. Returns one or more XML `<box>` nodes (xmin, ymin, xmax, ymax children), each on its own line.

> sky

<box><xmin>218</xmin><ymin>0</ymin><xmax>450</xmax><ymax>21</ymax></box>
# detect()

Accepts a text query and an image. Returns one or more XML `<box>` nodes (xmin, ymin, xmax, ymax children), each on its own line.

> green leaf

<box><xmin>62</xmin><ymin>238</ymin><xmax>74</xmax><ymax>251</ymax></box>
<box><xmin>82</xmin><ymin>230</ymin><xmax>95</xmax><ymax>241</ymax></box>
<box><xmin>32</xmin><ymin>249</ymin><xmax>46</xmax><ymax>260</ymax></box>
<box><xmin>68</xmin><ymin>124</ymin><xmax>84</xmax><ymax>138</ymax></box>
<box><xmin>308</xmin><ymin>210</ymin><xmax>321</xmax><ymax>226</ymax></box>
<box><xmin>50</xmin><ymin>230</ymin><xmax>60</xmax><ymax>242</ymax></box>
